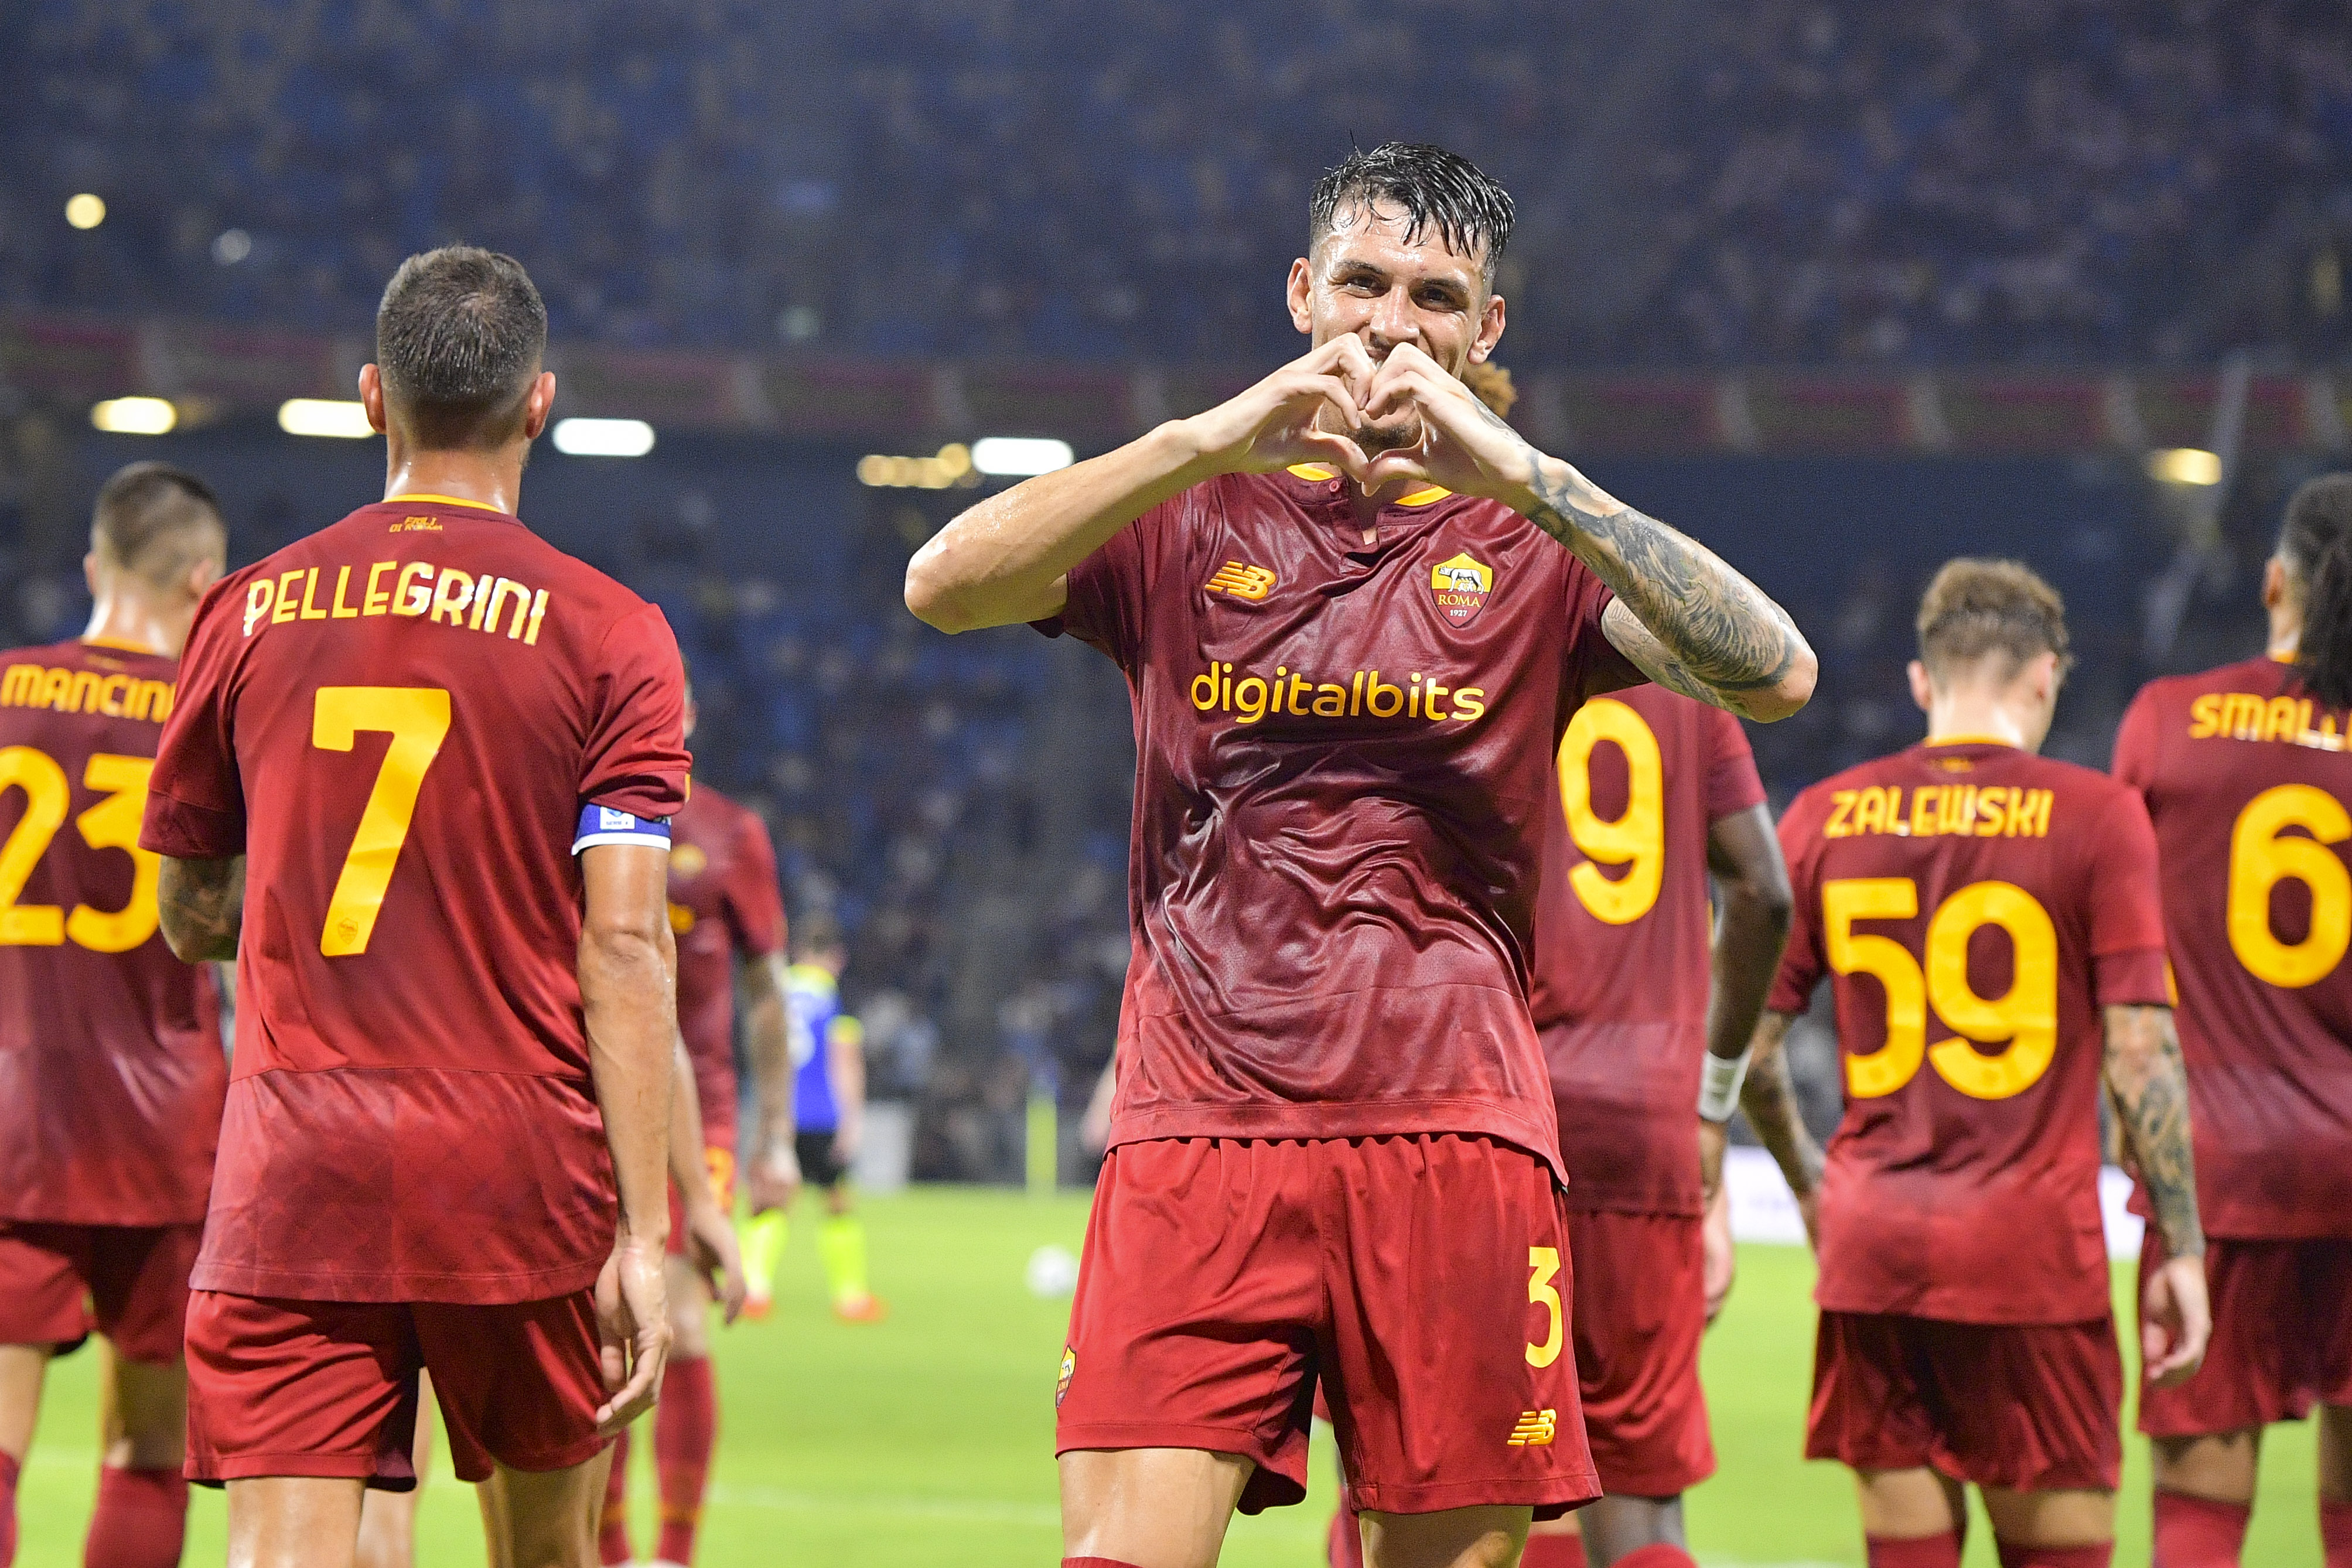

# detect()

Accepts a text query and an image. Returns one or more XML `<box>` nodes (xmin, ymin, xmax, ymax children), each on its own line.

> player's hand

<box><xmin>746</xmin><ymin>1137</ymin><xmax>801</xmax><ymax>1215</ymax></box>
<box><xmin>593</xmin><ymin>1235</ymin><xmax>671</xmax><ymax>1434</ymax></box>
<box><xmin>682</xmin><ymin>1197</ymin><xmax>748</xmax><ymax>1325</ymax></box>
<box><xmin>1176</xmin><ymin>335</ymin><xmax>1378</xmax><ymax>479</ymax></box>
<box><xmin>1350</xmin><ymin>342</ymin><xmax>1542</xmax><ymax>501</ymax></box>
<box><xmin>1702</xmin><ymin>1180</ymin><xmax>1736</xmax><ymax>1326</ymax></box>
<box><xmin>2141</xmin><ymin>1252</ymin><xmax>2212</xmax><ymax>1388</ymax></box>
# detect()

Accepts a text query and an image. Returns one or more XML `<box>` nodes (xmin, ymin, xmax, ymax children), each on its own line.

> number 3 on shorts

<box><xmin>1525</xmin><ymin>1246</ymin><xmax>1564</xmax><ymax>1368</ymax></box>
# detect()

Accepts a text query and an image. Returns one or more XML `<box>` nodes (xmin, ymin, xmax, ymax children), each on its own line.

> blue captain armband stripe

<box><xmin>572</xmin><ymin>804</ymin><xmax>673</xmax><ymax>854</ymax></box>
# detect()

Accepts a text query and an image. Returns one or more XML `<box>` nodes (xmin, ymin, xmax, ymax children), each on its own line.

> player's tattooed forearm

<box><xmin>1521</xmin><ymin>464</ymin><xmax>1803</xmax><ymax>716</ymax></box>
<box><xmin>158</xmin><ymin>855</ymin><xmax>245</xmax><ymax>963</ymax></box>
<box><xmin>2104</xmin><ymin>1005</ymin><xmax>2204</xmax><ymax>1259</ymax></box>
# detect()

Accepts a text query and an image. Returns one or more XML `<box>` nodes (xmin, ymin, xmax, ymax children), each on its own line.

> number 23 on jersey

<box><xmin>1823</xmin><ymin>877</ymin><xmax>2058</xmax><ymax>1101</ymax></box>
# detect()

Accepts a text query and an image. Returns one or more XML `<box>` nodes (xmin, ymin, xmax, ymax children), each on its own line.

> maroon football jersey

<box><xmin>143</xmin><ymin>495</ymin><xmax>689</xmax><ymax>1304</ymax></box>
<box><xmin>0</xmin><ymin>638</ymin><xmax>223</xmax><ymax>1225</ymax></box>
<box><xmin>1531</xmin><ymin>687</ymin><xmax>1766</xmax><ymax>1215</ymax></box>
<box><xmin>2114</xmin><ymin>655</ymin><xmax>2352</xmax><ymax>1239</ymax></box>
<box><xmin>1770</xmin><ymin>740</ymin><xmax>2170</xmax><ymax>1324</ymax></box>
<box><xmin>667</xmin><ymin>781</ymin><xmax>786</xmax><ymax>1148</ymax></box>
<box><xmin>1037</xmin><ymin>465</ymin><xmax>1640</xmax><ymax>1176</ymax></box>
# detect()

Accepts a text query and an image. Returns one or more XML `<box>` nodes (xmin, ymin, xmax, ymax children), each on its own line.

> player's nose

<box><xmin>1364</xmin><ymin>286</ymin><xmax>1421</xmax><ymax>353</ymax></box>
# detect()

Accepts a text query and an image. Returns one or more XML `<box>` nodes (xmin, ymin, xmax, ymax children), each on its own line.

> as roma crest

<box><xmin>1429</xmin><ymin>552</ymin><xmax>1494</xmax><ymax>627</ymax></box>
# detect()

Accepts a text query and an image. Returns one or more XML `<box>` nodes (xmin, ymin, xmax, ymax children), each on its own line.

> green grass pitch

<box><xmin>12</xmin><ymin>1186</ymin><xmax>2326</xmax><ymax>1565</ymax></box>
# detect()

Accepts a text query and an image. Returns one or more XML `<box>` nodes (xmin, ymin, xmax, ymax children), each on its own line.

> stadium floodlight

<box><xmin>64</xmin><ymin>193</ymin><xmax>105</xmax><ymax>230</ymax></box>
<box><xmin>2148</xmin><ymin>447</ymin><xmax>2223</xmax><ymax>487</ymax></box>
<box><xmin>552</xmin><ymin>418</ymin><xmax>656</xmax><ymax>457</ymax></box>
<box><xmin>278</xmin><ymin>399</ymin><xmax>375</xmax><ymax>439</ymax></box>
<box><xmin>90</xmin><ymin>397</ymin><xmax>177</xmax><ymax>435</ymax></box>
<box><xmin>971</xmin><ymin>437</ymin><xmax>1074</xmax><ymax>477</ymax></box>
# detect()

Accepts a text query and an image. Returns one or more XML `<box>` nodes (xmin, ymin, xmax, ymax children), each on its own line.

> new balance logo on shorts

<box><xmin>1508</xmin><ymin>1409</ymin><xmax>1557</xmax><ymax>1447</ymax></box>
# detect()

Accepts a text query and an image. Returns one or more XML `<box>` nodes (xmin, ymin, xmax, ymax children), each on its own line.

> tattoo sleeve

<box><xmin>1739</xmin><ymin>1010</ymin><xmax>1824</xmax><ymax>1198</ymax></box>
<box><xmin>1512</xmin><ymin>447</ymin><xmax>1811</xmax><ymax>718</ymax></box>
<box><xmin>2103</xmin><ymin>1003</ymin><xmax>2204</xmax><ymax>1258</ymax></box>
<box><xmin>157</xmin><ymin>855</ymin><xmax>245</xmax><ymax>964</ymax></box>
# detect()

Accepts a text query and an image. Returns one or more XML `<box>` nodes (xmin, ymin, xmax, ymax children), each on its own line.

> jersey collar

<box><xmin>1282</xmin><ymin>464</ymin><xmax>1451</xmax><ymax>508</ymax></box>
<box><xmin>79</xmin><ymin>634</ymin><xmax>165</xmax><ymax>655</ymax></box>
<box><xmin>1923</xmin><ymin>733</ymin><xmax>2019</xmax><ymax>749</ymax></box>
<box><xmin>384</xmin><ymin>491</ymin><xmax>508</xmax><ymax>514</ymax></box>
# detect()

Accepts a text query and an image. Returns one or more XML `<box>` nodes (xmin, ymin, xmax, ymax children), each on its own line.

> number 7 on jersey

<box><xmin>313</xmin><ymin>686</ymin><xmax>450</xmax><ymax>956</ymax></box>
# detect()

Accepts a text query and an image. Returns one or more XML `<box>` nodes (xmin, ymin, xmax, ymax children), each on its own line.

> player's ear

<box><xmin>186</xmin><ymin>552</ymin><xmax>222</xmax><ymax>602</ymax></box>
<box><xmin>83</xmin><ymin>551</ymin><xmax>101</xmax><ymax>597</ymax></box>
<box><xmin>1470</xmin><ymin>289</ymin><xmax>1505</xmax><ymax>364</ymax></box>
<box><xmin>2262</xmin><ymin>556</ymin><xmax>2288</xmax><ymax>611</ymax></box>
<box><xmin>521</xmin><ymin>371</ymin><xmax>557</xmax><ymax>441</ymax></box>
<box><xmin>1906</xmin><ymin>659</ymin><xmax>1934</xmax><ymax>715</ymax></box>
<box><xmin>1287</xmin><ymin>257</ymin><xmax>1314</xmax><ymax>336</ymax></box>
<box><xmin>357</xmin><ymin>364</ymin><xmax>388</xmax><ymax>435</ymax></box>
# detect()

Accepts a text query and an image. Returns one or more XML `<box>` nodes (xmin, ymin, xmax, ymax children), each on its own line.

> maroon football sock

<box><xmin>1993</xmin><ymin>1543</ymin><xmax>2111</xmax><ymax>1568</ymax></box>
<box><xmin>598</xmin><ymin>1427</ymin><xmax>632</xmax><ymax>1566</ymax></box>
<box><xmin>2152</xmin><ymin>1489</ymin><xmax>2249</xmax><ymax>1567</ymax></box>
<box><xmin>2322</xmin><ymin>1497</ymin><xmax>2352</xmax><ymax>1567</ymax></box>
<box><xmin>1608</xmin><ymin>1546</ymin><xmax>1695</xmax><ymax>1568</ymax></box>
<box><xmin>1326</xmin><ymin>1498</ymin><xmax>1366</xmax><ymax>1568</ymax></box>
<box><xmin>81</xmin><ymin>1465</ymin><xmax>188</xmax><ymax>1568</ymax></box>
<box><xmin>1</xmin><ymin>1450</ymin><xmax>20</xmax><ymax>1568</ymax></box>
<box><xmin>1866</xmin><ymin>1532</ymin><xmax>1964</xmax><ymax>1568</ymax></box>
<box><xmin>1519</xmin><ymin>1533</ymin><xmax>1589</xmax><ymax>1568</ymax></box>
<box><xmin>655</xmin><ymin>1356</ymin><xmax>716</xmax><ymax>1566</ymax></box>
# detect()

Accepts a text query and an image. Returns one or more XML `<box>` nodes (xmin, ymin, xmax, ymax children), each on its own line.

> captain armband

<box><xmin>573</xmin><ymin>804</ymin><xmax>673</xmax><ymax>854</ymax></box>
<box><xmin>1697</xmin><ymin>1047</ymin><xmax>1753</xmax><ymax>1123</ymax></box>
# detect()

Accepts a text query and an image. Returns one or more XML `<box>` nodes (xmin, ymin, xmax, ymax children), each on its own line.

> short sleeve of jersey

<box><xmin>2084</xmin><ymin>785</ymin><xmax>2172</xmax><ymax>1006</ymax></box>
<box><xmin>141</xmin><ymin>576</ymin><xmax>250</xmax><ymax>859</ymax></box>
<box><xmin>1569</xmin><ymin>579</ymin><xmax>1646</xmax><ymax>700</ymax></box>
<box><xmin>723</xmin><ymin>814</ymin><xmax>787</xmax><ymax>958</ymax></box>
<box><xmin>579</xmin><ymin>604</ymin><xmax>692</xmax><ymax>823</ymax></box>
<box><xmin>1765</xmin><ymin>792</ymin><xmax>1825</xmax><ymax>1014</ymax></box>
<box><xmin>1704</xmin><ymin>706</ymin><xmax>1769</xmax><ymax>821</ymax></box>
<box><xmin>2109</xmin><ymin>684</ymin><xmax>2161</xmax><ymax>795</ymax></box>
<box><xmin>1029</xmin><ymin>501</ymin><xmax>1168</xmax><ymax>671</ymax></box>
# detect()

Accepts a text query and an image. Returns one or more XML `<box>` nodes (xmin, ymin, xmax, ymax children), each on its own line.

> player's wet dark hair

<box><xmin>1309</xmin><ymin>142</ymin><xmax>1515</xmax><ymax>286</ymax></box>
<box><xmin>375</xmin><ymin>246</ymin><xmax>548</xmax><ymax>451</ymax></box>
<box><xmin>2279</xmin><ymin>473</ymin><xmax>2352</xmax><ymax>708</ymax></box>
<box><xmin>91</xmin><ymin>461</ymin><xmax>224</xmax><ymax>589</ymax></box>
<box><xmin>1915</xmin><ymin>558</ymin><xmax>2071</xmax><ymax>684</ymax></box>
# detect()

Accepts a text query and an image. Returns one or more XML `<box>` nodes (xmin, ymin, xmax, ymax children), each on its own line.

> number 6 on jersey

<box><xmin>313</xmin><ymin>686</ymin><xmax>450</xmax><ymax>956</ymax></box>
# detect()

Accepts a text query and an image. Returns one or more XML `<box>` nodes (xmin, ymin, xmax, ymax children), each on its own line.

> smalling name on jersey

<box><xmin>2189</xmin><ymin>690</ymin><xmax>2347</xmax><ymax>750</ymax></box>
<box><xmin>1189</xmin><ymin>661</ymin><xmax>1488</xmax><ymax>726</ymax></box>
<box><xmin>1823</xmin><ymin>783</ymin><xmax>2054</xmax><ymax>840</ymax></box>
<box><xmin>0</xmin><ymin>664</ymin><xmax>174</xmax><ymax>722</ymax></box>
<box><xmin>240</xmin><ymin>561</ymin><xmax>549</xmax><ymax>644</ymax></box>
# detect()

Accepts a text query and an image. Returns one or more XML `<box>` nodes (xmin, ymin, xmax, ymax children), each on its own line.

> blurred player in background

<box><xmin>141</xmin><ymin>246</ymin><xmax>691</xmax><ymax>1568</ymax></box>
<box><xmin>909</xmin><ymin>141</ymin><xmax>1814</xmax><ymax>1568</ymax></box>
<box><xmin>775</xmin><ymin>915</ymin><xmax>886</xmax><ymax>1323</ymax></box>
<box><xmin>600</xmin><ymin>674</ymin><xmax>787</xmax><ymax>1568</ymax></box>
<box><xmin>0</xmin><ymin>463</ymin><xmax>226</xmax><ymax>1568</ymax></box>
<box><xmin>2111</xmin><ymin>473</ymin><xmax>2352</xmax><ymax>1568</ymax></box>
<box><xmin>1748</xmin><ymin>560</ymin><xmax>2207</xmax><ymax>1568</ymax></box>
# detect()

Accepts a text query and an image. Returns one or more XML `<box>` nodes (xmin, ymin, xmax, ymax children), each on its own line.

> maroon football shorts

<box><xmin>1055</xmin><ymin>1132</ymin><xmax>1599</xmax><ymax>1519</ymax></box>
<box><xmin>1807</xmin><ymin>1310</ymin><xmax>2123</xmax><ymax>1492</ymax></box>
<box><xmin>666</xmin><ymin>1139</ymin><xmax>738</xmax><ymax>1259</ymax></box>
<box><xmin>1565</xmin><ymin>1208</ymin><xmax>1714</xmax><ymax>1497</ymax></box>
<box><xmin>0</xmin><ymin>1221</ymin><xmax>201</xmax><ymax>1364</ymax></box>
<box><xmin>2138</xmin><ymin>1233</ymin><xmax>2352</xmax><ymax>1437</ymax></box>
<box><xmin>184</xmin><ymin>1289</ymin><xmax>606</xmax><ymax>1487</ymax></box>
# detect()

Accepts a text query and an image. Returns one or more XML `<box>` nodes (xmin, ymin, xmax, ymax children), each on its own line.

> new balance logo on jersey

<box><xmin>1507</xmin><ymin>1409</ymin><xmax>1557</xmax><ymax>1447</ymax></box>
<box><xmin>1205</xmin><ymin>561</ymin><xmax>1277</xmax><ymax>601</ymax></box>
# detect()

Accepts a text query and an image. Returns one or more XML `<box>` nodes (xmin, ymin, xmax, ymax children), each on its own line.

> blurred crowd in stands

<box><xmin>7</xmin><ymin>0</ymin><xmax>2351</xmax><ymax>368</ymax></box>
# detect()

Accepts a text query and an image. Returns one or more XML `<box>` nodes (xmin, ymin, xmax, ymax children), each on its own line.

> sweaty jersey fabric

<box><xmin>787</xmin><ymin>964</ymin><xmax>852</xmax><ymax>1133</ymax></box>
<box><xmin>667</xmin><ymin>782</ymin><xmax>786</xmax><ymax>1146</ymax></box>
<box><xmin>2113</xmin><ymin>655</ymin><xmax>2352</xmax><ymax>1239</ymax></box>
<box><xmin>1037</xmin><ymin>466</ymin><xmax>1640</xmax><ymax>1179</ymax></box>
<box><xmin>1531</xmin><ymin>687</ymin><xmax>1766</xmax><ymax>1215</ymax></box>
<box><xmin>0</xmin><ymin>638</ymin><xmax>223</xmax><ymax>1226</ymax></box>
<box><xmin>1770</xmin><ymin>740</ymin><xmax>2170</xmax><ymax>1324</ymax></box>
<box><xmin>143</xmin><ymin>496</ymin><xmax>690</xmax><ymax>1303</ymax></box>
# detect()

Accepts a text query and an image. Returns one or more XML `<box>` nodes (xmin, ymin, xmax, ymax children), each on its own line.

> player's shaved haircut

<box><xmin>2280</xmin><ymin>472</ymin><xmax>2352</xmax><ymax>705</ymax></box>
<box><xmin>375</xmin><ymin>245</ymin><xmax>548</xmax><ymax>451</ymax></box>
<box><xmin>1310</xmin><ymin>142</ymin><xmax>1515</xmax><ymax>288</ymax></box>
<box><xmin>1916</xmin><ymin>558</ymin><xmax>2071</xmax><ymax>685</ymax></box>
<box><xmin>91</xmin><ymin>461</ymin><xmax>226</xmax><ymax>590</ymax></box>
